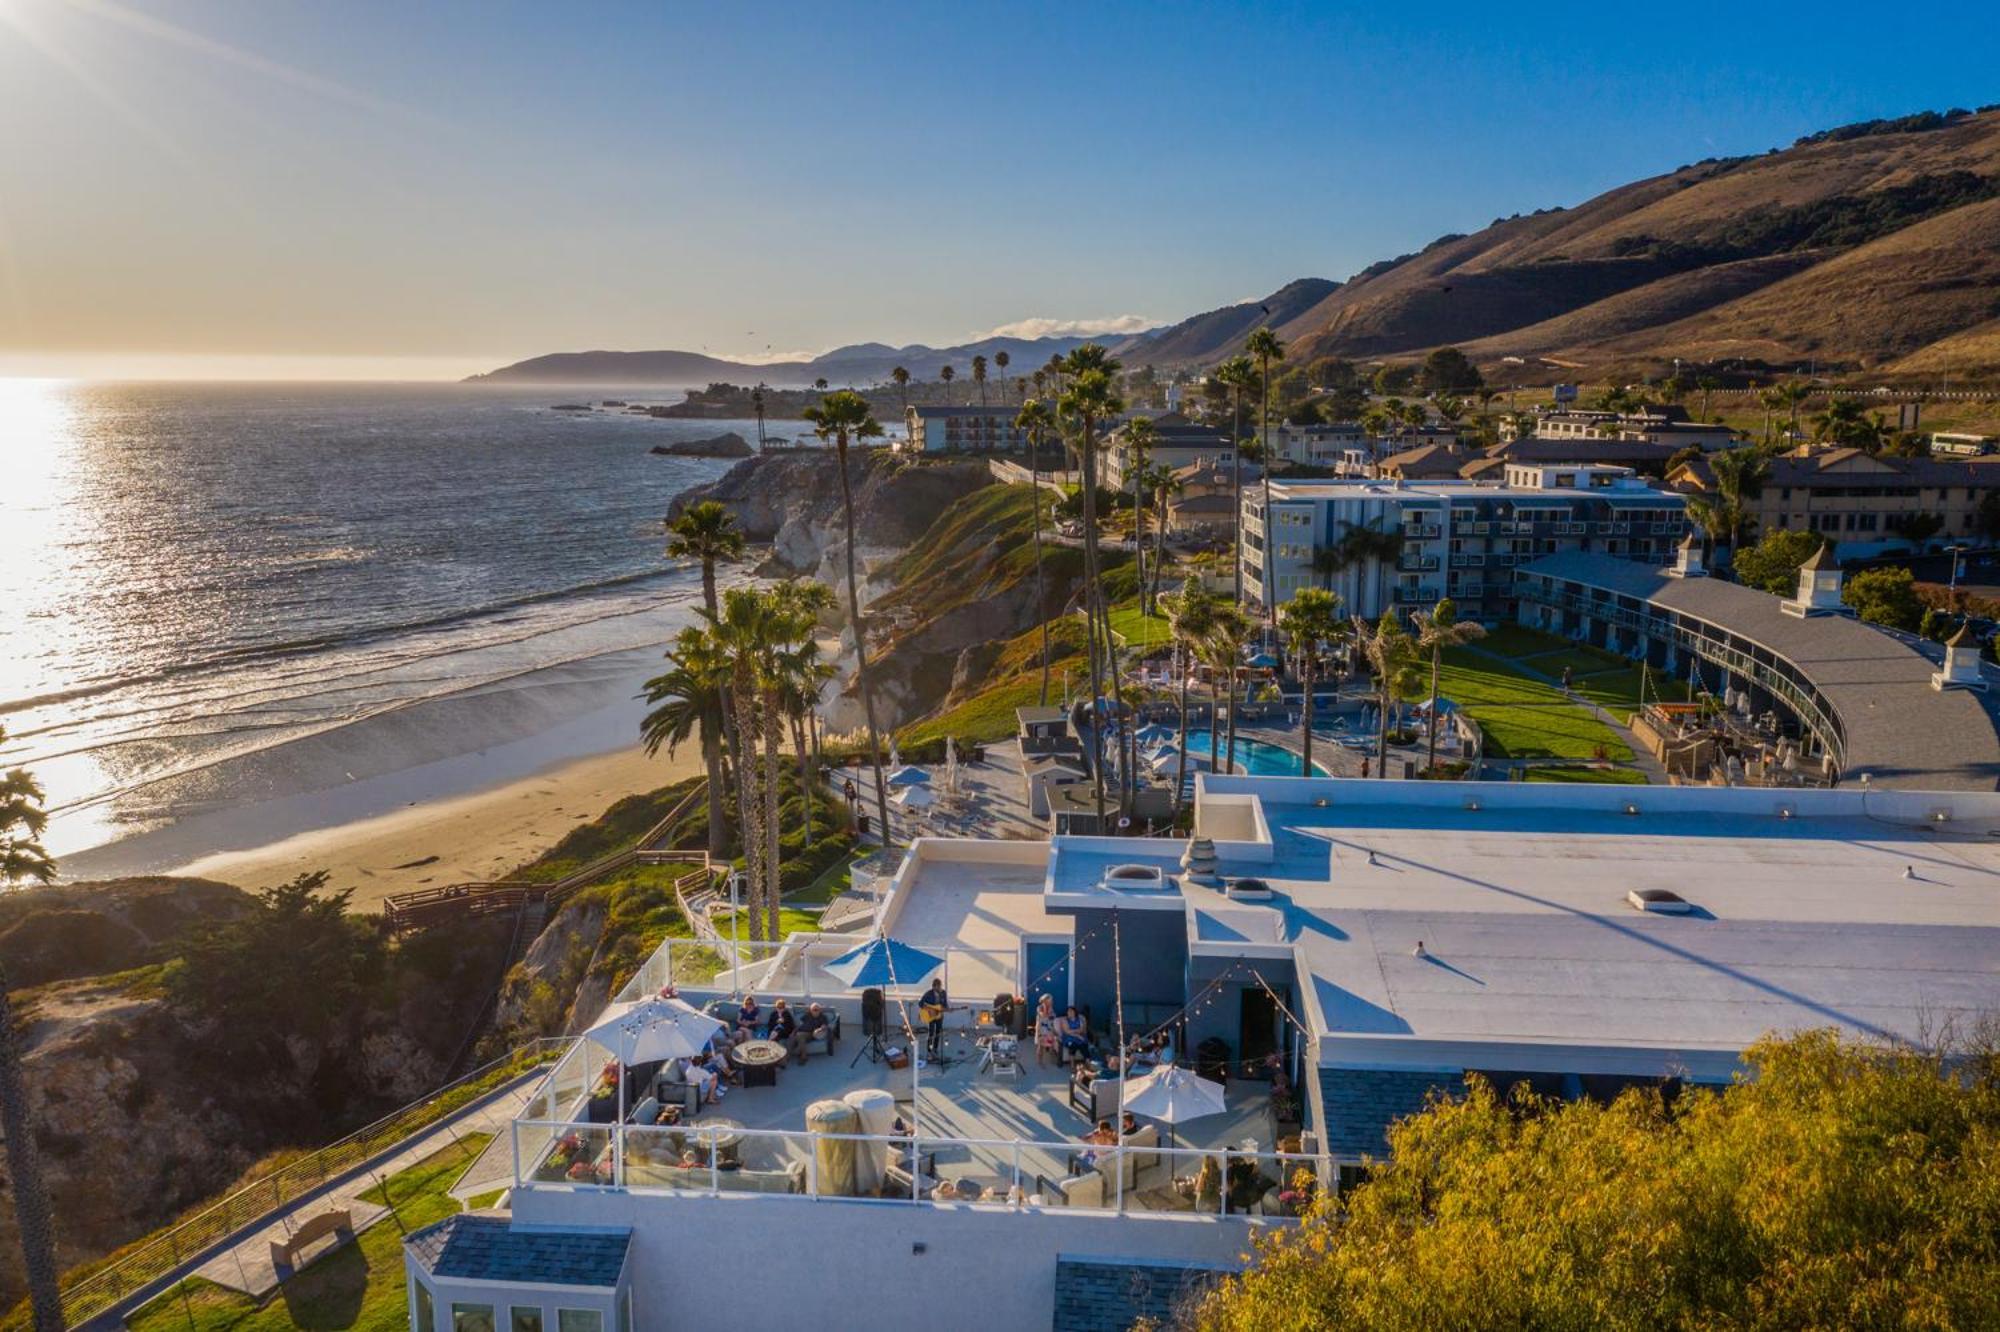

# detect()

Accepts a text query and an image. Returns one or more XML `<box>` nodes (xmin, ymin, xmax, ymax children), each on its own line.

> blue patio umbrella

<box><xmin>1246</xmin><ymin>652</ymin><xmax>1280</xmax><ymax>669</ymax></box>
<box><xmin>823</xmin><ymin>935</ymin><xmax>946</xmax><ymax>990</ymax></box>
<box><xmin>885</xmin><ymin>765</ymin><xmax>931</xmax><ymax>786</ymax></box>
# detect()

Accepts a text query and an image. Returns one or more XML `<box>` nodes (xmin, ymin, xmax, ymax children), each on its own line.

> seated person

<box><xmin>765</xmin><ymin>997</ymin><xmax>798</xmax><ymax>1055</ymax></box>
<box><xmin>680</xmin><ymin>1056</ymin><xmax>721</xmax><ymax>1106</ymax></box>
<box><xmin>1076</xmin><ymin>1118</ymin><xmax>1118</xmax><ymax>1170</ymax></box>
<box><xmin>1033</xmin><ymin>995</ymin><xmax>1060</xmax><ymax>1066</ymax></box>
<box><xmin>792</xmin><ymin>1002</ymin><xmax>834</xmax><ymax>1063</ymax></box>
<box><xmin>699</xmin><ymin>1047</ymin><xmax>738</xmax><ymax>1090</ymax></box>
<box><xmin>1120</xmin><ymin>1111</ymin><xmax>1140</xmax><ymax>1137</ymax></box>
<box><xmin>1057</xmin><ymin>1006</ymin><xmax>1090</xmax><ymax>1059</ymax></box>
<box><xmin>735</xmin><ymin>994</ymin><xmax>763</xmax><ymax>1039</ymax></box>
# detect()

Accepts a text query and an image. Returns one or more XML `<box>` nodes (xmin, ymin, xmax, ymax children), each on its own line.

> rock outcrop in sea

<box><xmin>649</xmin><ymin>431</ymin><xmax>754</xmax><ymax>458</ymax></box>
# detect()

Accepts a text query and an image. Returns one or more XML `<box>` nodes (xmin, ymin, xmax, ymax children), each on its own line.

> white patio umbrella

<box><xmin>1120</xmin><ymin>1064</ymin><xmax>1228</xmax><ymax>1148</ymax></box>
<box><xmin>892</xmin><ymin>783</ymin><xmax>936</xmax><ymax>809</ymax></box>
<box><xmin>944</xmin><ymin>736</ymin><xmax>959</xmax><ymax>795</ymax></box>
<box><xmin>582</xmin><ymin>996</ymin><xmax>726</xmax><ymax>1151</ymax></box>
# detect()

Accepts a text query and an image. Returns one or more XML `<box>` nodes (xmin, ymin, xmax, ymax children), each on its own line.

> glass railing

<box><xmin>611</xmin><ymin>935</ymin><xmax>1011</xmax><ymax>1007</ymax></box>
<box><xmin>513</xmin><ymin>1119</ymin><xmax>1322</xmax><ymax>1221</ymax></box>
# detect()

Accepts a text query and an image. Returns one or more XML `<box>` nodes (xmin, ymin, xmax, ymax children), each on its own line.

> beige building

<box><xmin>1671</xmin><ymin>444</ymin><xmax>2000</xmax><ymax>557</ymax></box>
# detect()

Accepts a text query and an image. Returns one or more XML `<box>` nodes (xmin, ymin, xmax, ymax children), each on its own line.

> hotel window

<box><xmin>557</xmin><ymin>1313</ymin><xmax>603</xmax><ymax>1332</ymax></box>
<box><xmin>413</xmin><ymin>1284</ymin><xmax>435</xmax><ymax>1332</ymax></box>
<box><xmin>513</xmin><ymin>1311</ymin><xmax>544</xmax><ymax>1332</ymax></box>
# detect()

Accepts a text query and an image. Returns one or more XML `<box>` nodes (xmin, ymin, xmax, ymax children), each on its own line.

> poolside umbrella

<box><xmin>1134</xmin><ymin>723</ymin><xmax>1176</xmax><ymax>745</ymax></box>
<box><xmin>892</xmin><ymin>783</ymin><xmax>935</xmax><ymax>810</ymax></box>
<box><xmin>1246</xmin><ymin>652</ymin><xmax>1280</xmax><ymax>670</ymax></box>
<box><xmin>944</xmin><ymin>736</ymin><xmax>959</xmax><ymax>795</ymax></box>
<box><xmin>1120</xmin><ymin>1064</ymin><xmax>1228</xmax><ymax>1148</ymax></box>
<box><xmin>886</xmin><ymin>765</ymin><xmax>931</xmax><ymax>786</ymax></box>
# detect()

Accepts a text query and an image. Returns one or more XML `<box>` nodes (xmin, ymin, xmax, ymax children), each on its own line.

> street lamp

<box><xmin>728</xmin><ymin>869</ymin><xmax>745</xmax><ymax>997</ymax></box>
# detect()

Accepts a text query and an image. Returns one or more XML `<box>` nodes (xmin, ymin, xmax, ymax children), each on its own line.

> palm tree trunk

<box><xmin>1173</xmin><ymin>658</ymin><xmax>1191</xmax><ymax>820</ymax></box>
<box><xmin>1231</xmin><ymin>387</ymin><xmax>1244</xmax><ymax>605</ymax></box>
<box><xmin>1425</xmin><ymin>647</ymin><xmax>1442</xmax><ymax>774</ymax></box>
<box><xmin>0</xmin><ymin>968</ymin><xmax>62</xmax><ymax>1332</ymax></box>
<box><xmin>1300</xmin><ymin>659</ymin><xmax>1315</xmax><ymax>777</ymax></box>
<box><xmin>1033</xmin><ymin>453</ymin><xmax>1051</xmax><ymax>707</ymax></box>
<box><xmin>836</xmin><ymin>440</ymin><xmax>894</xmax><ymax>847</ymax></box>
<box><xmin>1225</xmin><ymin>667</ymin><xmax>1240</xmax><ymax>776</ymax></box>
<box><xmin>1079</xmin><ymin>419</ymin><xmax>1110</xmax><ymax>825</ymax></box>
<box><xmin>731</xmin><ymin>679</ymin><xmax>765</xmax><ymax>942</ymax></box>
<box><xmin>702</xmin><ymin>724</ymin><xmax>728</xmax><ymax>859</ymax></box>
<box><xmin>792</xmin><ymin>714</ymin><xmax>813</xmax><ymax>844</ymax></box>
<box><xmin>1259</xmin><ymin>355</ymin><xmax>1276</xmax><ymax>627</ymax></box>
<box><xmin>763</xmin><ymin>691</ymin><xmax>783</xmax><ymax>943</ymax></box>
<box><xmin>1376</xmin><ymin>680</ymin><xmax>1391</xmax><ymax>779</ymax></box>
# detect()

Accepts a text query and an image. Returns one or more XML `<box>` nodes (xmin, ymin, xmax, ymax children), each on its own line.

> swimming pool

<box><xmin>1175</xmin><ymin>727</ymin><xmax>1329</xmax><ymax>777</ymax></box>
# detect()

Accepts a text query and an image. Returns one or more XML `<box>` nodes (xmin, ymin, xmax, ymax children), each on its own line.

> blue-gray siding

<box><xmin>1053</xmin><ymin>1254</ymin><xmax>1236</xmax><ymax>1332</ymax></box>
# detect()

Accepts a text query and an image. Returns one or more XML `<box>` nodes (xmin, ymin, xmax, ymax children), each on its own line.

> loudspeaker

<box><xmin>862</xmin><ymin>987</ymin><xmax>885</xmax><ymax>1037</ymax></box>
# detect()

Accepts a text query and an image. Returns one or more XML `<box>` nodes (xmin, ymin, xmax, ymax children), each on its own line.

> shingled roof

<box><xmin>406</xmin><ymin>1216</ymin><xmax>630</xmax><ymax>1288</ymax></box>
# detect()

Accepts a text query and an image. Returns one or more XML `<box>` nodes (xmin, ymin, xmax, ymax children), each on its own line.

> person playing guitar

<box><xmin>919</xmin><ymin>977</ymin><xmax>949</xmax><ymax>1059</ymax></box>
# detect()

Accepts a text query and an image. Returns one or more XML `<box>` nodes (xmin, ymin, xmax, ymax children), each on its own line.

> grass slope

<box><xmin>129</xmin><ymin>1135</ymin><xmax>489</xmax><ymax>1332</ymax></box>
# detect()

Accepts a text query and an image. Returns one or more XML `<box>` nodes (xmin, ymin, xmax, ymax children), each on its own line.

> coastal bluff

<box><xmin>667</xmin><ymin>450</ymin><xmax>994</xmax><ymax>579</ymax></box>
<box><xmin>650</xmin><ymin>431</ymin><xmax>753</xmax><ymax>459</ymax></box>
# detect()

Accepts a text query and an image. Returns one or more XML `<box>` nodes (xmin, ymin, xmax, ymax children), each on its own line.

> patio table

<box><xmin>731</xmin><ymin>1039</ymin><xmax>786</xmax><ymax>1087</ymax></box>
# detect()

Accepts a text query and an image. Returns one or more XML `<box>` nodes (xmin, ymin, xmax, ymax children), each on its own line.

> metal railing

<box><xmin>513</xmin><ymin>1118</ymin><xmax>1321</xmax><ymax>1220</ymax></box>
<box><xmin>382</xmin><ymin>782</ymin><xmax>710</xmax><ymax>931</ymax></box>
<box><xmin>611</xmin><ymin>934</ymin><xmax>1012</xmax><ymax>1007</ymax></box>
<box><xmin>34</xmin><ymin>1039</ymin><xmax>567</xmax><ymax>1330</ymax></box>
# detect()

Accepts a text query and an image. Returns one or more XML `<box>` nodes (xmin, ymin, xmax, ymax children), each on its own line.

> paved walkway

<box><xmin>191</xmin><ymin>1076</ymin><xmax>542</xmax><ymax>1299</ymax></box>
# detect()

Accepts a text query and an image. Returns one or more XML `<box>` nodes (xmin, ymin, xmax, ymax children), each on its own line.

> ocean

<box><xmin>0</xmin><ymin>380</ymin><xmax>763</xmax><ymax>872</ymax></box>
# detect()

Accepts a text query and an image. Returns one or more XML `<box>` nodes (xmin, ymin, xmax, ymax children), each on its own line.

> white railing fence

<box><xmin>513</xmin><ymin>1118</ymin><xmax>1321</xmax><ymax>1221</ymax></box>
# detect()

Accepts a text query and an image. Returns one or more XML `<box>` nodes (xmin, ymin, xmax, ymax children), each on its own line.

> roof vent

<box><xmin>1105</xmin><ymin>863</ymin><xmax>1166</xmax><ymax>890</ymax></box>
<box><xmin>1626</xmin><ymin>888</ymin><xmax>1694</xmax><ymax>915</ymax></box>
<box><xmin>1226</xmin><ymin>877</ymin><xmax>1274</xmax><ymax>902</ymax></box>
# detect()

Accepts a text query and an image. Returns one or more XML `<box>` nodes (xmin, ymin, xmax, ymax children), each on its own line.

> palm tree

<box><xmin>710</xmin><ymin>588</ymin><xmax>773</xmax><ymax>938</ymax></box>
<box><xmin>1122</xmin><ymin>416</ymin><xmax>1157</xmax><ymax>605</ymax></box>
<box><xmin>939</xmin><ymin>364</ymin><xmax>955</xmax><ymax>406</ymax></box>
<box><xmin>1697</xmin><ymin>375</ymin><xmax>1720</xmax><ymax>421</ymax></box>
<box><xmin>1686</xmin><ymin>448</ymin><xmax>1771</xmax><ymax>553</ymax></box>
<box><xmin>1246</xmin><ymin>327</ymin><xmax>1287</xmax><ymax>623</ymax></box>
<box><xmin>770</xmin><ymin>580</ymin><xmax>837</xmax><ymax>853</ymax></box>
<box><xmin>802</xmin><ymin>390</ymin><xmax>893</xmax><ymax>847</ymax></box>
<box><xmin>641</xmin><ymin>626</ymin><xmax>733</xmax><ymax>858</ymax></box>
<box><xmin>994</xmin><ymin>350</ymin><xmax>1011</xmax><ymax>402</ymax></box>
<box><xmin>1059</xmin><ymin>345</ymin><xmax>1127</xmax><ymax>824</ymax></box>
<box><xmin>1</xmin><ymin>735</ymin><xmax>63</xmax><ymax>1332</ymax></box>
<box><xmin>1412</xmin><ymin>599</ymin><xmax>1485</xmax><ymax>774</ymax></box>
<box><xmin>971</xmin><ymin>354</ymin><xmax>988</xmax><ymax>409</ymax></box>
<box><xmin>1162</xmin><ymin>580</ymin><xmax>1216</xmax><ymax>818</ymax></box>
<box><xmin>1016</xmin><ymin>398</ymin><xmax>1059</xmax><ymax>705</ymax></box>
<box><xmin>1200</xmin><ymin>604</ymin><xmax>1254</xmax><ymax>776</ymax></box>
<box><xmin>1352</xmin><ymin>612</ymin><xmax>1418</xmax><ymax>778</ymax></box>
<box><xmin>1212</xmin><ymin>356</ymin><xmax>1257</xmax><ymax>605</ymax></box>
<box><xmin>1139</xmin><ymin>461</ymin><xmax>1181</xmax><ymax>613</ymax></box>
<box><xmin>1772</xmin><ymin>380</ymin><xmax>1811</xmax><ymax>441</ymax></box>
<box><xmin>1331</xmin><ymin>519</ymin><xmax>1404</xmax><ymax>618</ymax></box>
<box><xmin>891</xmin><ymin>366</ymin><xmax>912</xmax><ymax>442</ymax></box>
<box><xmin>1278</xmin><ymin>588</ymin><xmax>1343</xmax><ymax>777</ymax></box>
<box><xmin>665</xmin><ymin>500</ymin><xmax>745</xmax><ymax>621</ymax></box>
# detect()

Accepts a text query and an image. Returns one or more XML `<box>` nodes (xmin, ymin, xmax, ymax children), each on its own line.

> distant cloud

<box><xmin>736</xmin><ymin>348</ymin><xmax>818</xmax><ymax>365</ymax></box>
<box><xmin>975</xmin><ymin>315</ymin><xmax>1157</xmax><ymax>341</ymax></box>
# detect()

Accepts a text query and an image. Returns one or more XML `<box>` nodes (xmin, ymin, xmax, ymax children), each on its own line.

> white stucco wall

<box><xmin>509</xmin><ymin>1189</ymin><xmax>1263</xmax><ymax>1332</ymax></box>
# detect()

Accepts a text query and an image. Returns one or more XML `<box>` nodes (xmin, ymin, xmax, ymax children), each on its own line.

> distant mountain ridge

<box><xmin>465</xmin><ymin>332</ymin><xmax>1124</xmax><ymax>388</ymax></box>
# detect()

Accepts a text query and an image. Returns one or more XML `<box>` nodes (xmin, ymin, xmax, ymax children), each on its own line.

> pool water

<box><xmin>1175</xmin><ymin>727</ymin><xmax>1328</xmax><ymax>777</ymax></box>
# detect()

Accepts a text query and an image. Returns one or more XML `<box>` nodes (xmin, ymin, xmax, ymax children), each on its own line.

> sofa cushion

<box><xmin>1059</xmin><ymin>1169</ymin><xmax>1106</xmax><ymax>1208</ymax></box>
<box><xmin>629</xmin><ymin>1096</ymin><xmax>661</xmax><ymax>1126</ymax></box>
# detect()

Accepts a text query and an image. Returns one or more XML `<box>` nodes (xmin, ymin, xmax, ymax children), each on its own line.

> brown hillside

<box><xmin>1588</xmin><ymin>194</ymin><xmax>2000</xmax><ymax>369</ymax></box>
<box><xmin>1280</xmin><ymin>108</ymin><xmax>2000</xmax><ymax>372</ymax></box>
<box><xmin>1887</xmin><ymin>316</ymin><xmax>2000</xmax><ymax>375</ymax></box>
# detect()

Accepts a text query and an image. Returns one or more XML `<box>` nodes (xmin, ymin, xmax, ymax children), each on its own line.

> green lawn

<box><xmin>130</xmin><ymin>1135</ymin><xmax>489</xmax><ymax>1332</ymax></box>
<box><xmin>1518</xmin><ymin>647</ymin><xmax>1628</xmax><ymax>681</ymax></box>
<box><xmin>786</xmin><ymin>846</ymin><xmax>870</xmax><ymax>906</ymax></box>
<box><xmin>1107</xmin><ymin>602</ymin><xmax>1172</xmax><ymax>650</ymax></box>
<box><xmin>1568</xmin><ymin>666</ymin><xmax>1690</xmax><ymax>718</ymax></box>
<box><xmin>708</xmin><ymin>905</ymin><xmax>824</xmax><ymax>938</ymax></box>
<box><xmin>899</xmin><ymin>674</ymin><xmax>1046</xmax><ymax>746</ymax></box>
<box><xmin>1435</xmin><ymin>653</ymin><xmax>1634</xmax><ymax>762</ymax></box>
<box><xmin>1523</xmin><ymin>765</ymin><xmax>1650</xmax><ymax>785</ymax></box>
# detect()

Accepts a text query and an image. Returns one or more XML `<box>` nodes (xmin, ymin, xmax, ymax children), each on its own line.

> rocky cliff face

<box><xmin>667</xmin><ymin>450</ymin><xmax>995</xmax><ymax>585</ymax></box>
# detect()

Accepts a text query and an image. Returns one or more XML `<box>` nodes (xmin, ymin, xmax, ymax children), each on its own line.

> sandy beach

<box><xmin>173</xmin><ymin>743</ymin><xmax>707</xmax><ymax>912</ymax></box>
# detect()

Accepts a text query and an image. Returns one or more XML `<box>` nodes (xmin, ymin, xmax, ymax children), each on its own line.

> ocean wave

<box><xmin>0</xmin><ymin>564</ymin><xmax>701</xmax><ymax>717</ymax></box>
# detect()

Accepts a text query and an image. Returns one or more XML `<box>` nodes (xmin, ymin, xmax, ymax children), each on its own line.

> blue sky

<box><xmin>1</xmin><ymin>0</ymin><xmax>1996</xmax><ymax>377</ymax></box>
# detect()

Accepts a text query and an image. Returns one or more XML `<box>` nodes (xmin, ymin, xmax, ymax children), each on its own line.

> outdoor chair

<box><xmin>653</xmin><ymin>1066</ymin><xmax>703</xmax><ymax>1116</ymax></box>
<box><xmin>800</xmin><ymin>1011</ymin><xmax>841</xmax><ymax>1058</ymax></box>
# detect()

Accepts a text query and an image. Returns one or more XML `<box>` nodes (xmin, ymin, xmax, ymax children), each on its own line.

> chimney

<box><xmin>1780</xmin><ymin>542</ymin><xmax>1851</xmax><ymax>619</ymax></box>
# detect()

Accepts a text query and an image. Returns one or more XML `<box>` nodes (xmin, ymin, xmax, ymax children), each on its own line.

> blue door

<box><xmin>1023</xmin><ymin>940</ymin><xmax>1070</xmax><ymax>1013</ymax></box>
